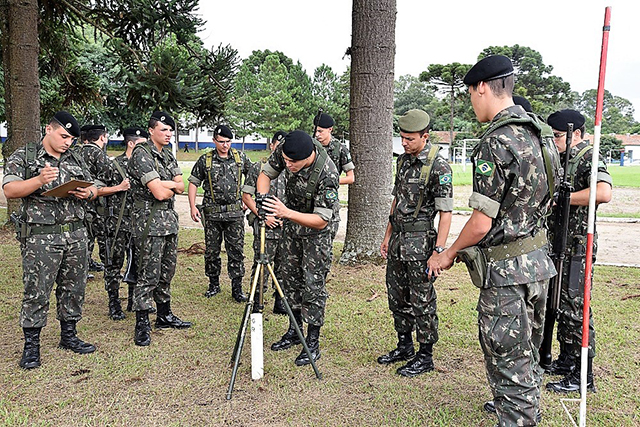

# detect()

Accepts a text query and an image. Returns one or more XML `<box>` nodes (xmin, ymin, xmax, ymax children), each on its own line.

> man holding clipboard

<box><xmin>3</xmin><ymin>111</ymin><xmax>99</xmax><ymax>370</ymax></box>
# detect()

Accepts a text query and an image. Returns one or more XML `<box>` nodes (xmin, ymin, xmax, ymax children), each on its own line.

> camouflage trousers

<box><xmin>556</xmin><ymin>253</ymin><xmax>596</xmax><ymax>358</ymax></box>
<box><xmin>477</xmin><ymin>280</ymin><xmax>547</xmax><ymax>427</ymax></box>
<box><xmin>249</xmin><ymin>228</ymin><xmax>283</xmax><ymax>294</ymax></box>
<box><xmin>280</xmin><ymin>231</ymin><xmax>332</xmax><ymax>327</ymax></box>
<box><xmin>385</xmin><ymin>258</ymin><xmax>439</xmax><ymax>344</ymax></box>
<box><xmin>103</xmin><ymin>217</ymin><xmax>132</xmax><ymax>292</ymax></box>
<box><xmin>86</xmin><ymin>213</ymin><xmax>107</xmax><ymax>264</ymax></box>
<box><xmin>203</xmin><ymin>217</ymin><xmax>245</xmax><ymax>281</ymax></box>
<box><xmin>133</xmin><ymin>233</ymin><xmax>177</xmax><ymax>311</ymax></box>
<box><xmin>19</xmin><ymin>229</ymin><xmax>88</xmax><ymax>328</ymax></box>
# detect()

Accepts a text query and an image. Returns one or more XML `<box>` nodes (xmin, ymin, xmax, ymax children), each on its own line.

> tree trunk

<box><xmin>0</xmin><ymin>0</ymin><xmax>41</xmax><ymax>218</ymax></box>
<box><xmin>340</xmin><ymin>0</ymin><xmax>396</xmax><ymax>265</ymax></box>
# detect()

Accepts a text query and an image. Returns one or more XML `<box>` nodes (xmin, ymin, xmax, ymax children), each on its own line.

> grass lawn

<box><xmin>0</xmin><ymin>210</ymin><xmax>638</xmax><ymax>425</ymax></box>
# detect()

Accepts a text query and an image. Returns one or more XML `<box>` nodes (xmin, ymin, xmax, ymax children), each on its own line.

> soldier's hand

<box><xmin>255</xmin><ymin>193</ymin><xmax>268</xmax><ymax>219</ymax></box>
<box><xmin>38</xmin><ymin>162</ymin><xmax>59</xmax><ymax>185</ymax></box>
<box><xmin>191</xmin><ymin>206</ymin><xmax>201</xmax><ymax>223</ymax></box>
<box><xmin>118</xmin><ymin>178</ymin><xmax>130</xmax><ymax>192</ymax></box>
<box><xmin>263</xmin><ymin>195</ymin><xmax>288</xmax><ymax>218</ymax></box>
<box><xmin>265</xmin><ymin>215</ymin><xmax>281</xmax><ymax>228</ymax></box>
<box><xmin>380</xmin><ymin>240</ymin><xmax>389</xmax><ymax>259</ymax></box>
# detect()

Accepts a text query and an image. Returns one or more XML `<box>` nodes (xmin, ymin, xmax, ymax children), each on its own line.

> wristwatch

<box><xmin>434</xmin><ymin>246</ymin><xmax>445</xmax><ymax>254</ymax></box>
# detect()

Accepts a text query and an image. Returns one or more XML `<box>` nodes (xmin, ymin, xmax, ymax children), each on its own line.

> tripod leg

<box><xmin>267</xmin><ymin>263</ymin><xmax>322</xmax><ymax>380</ymax></box>
<box><xmin>226</xmin><ymin>262</ymin><xmax>262</xmax><ymax>400</ymax></box>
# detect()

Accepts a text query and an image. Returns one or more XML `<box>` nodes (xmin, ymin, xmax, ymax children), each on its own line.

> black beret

<box><xmin>547</xmin><ymin>109</ymin><xmax>586</xmax><ymax>131</ymax></box>
<box><xmin>272</xmin><ymin>130</ymin><xmax>287</xmax><ymax>143</ymax></box>
<box><xmin>463</xmin><ymin>55</ymin><xmax>514</xmax><ymax>86</ymax></box>
<box><xmin>123</xmin><ymin>126</ymin><xmax>149</xmax><ymax>139</ymax></box>
<box><xmin>150</xmin><ymin>111</ymin><xmax>175</xmax><ymax>130</ymax></box>
<box><xmin>513</xmin><ymin>96</ymin><xmax>532</xmax><ymax>113</ymax></box>
<box><xmin>282</xmin><ymin>130</ymin><xmax>314</xmax><ymax>160</ymax></box>
<box><xmin>52</xmin><ymin>111</ymin><xmax>81</xmax><ymax>137</ymax></box>
<box><xmin>214</xmin><ymin>125</ymin><xmax>233</xmax><ymax>140</ymax></box>
<box><xmin>313</xmin><ymin>113</ymin><xmax>335</xmax><ymax>128</ymax></box>
<box><xmin>80</xmin><ymin>124</ymin><xmax>106</xmax><ymax>132</ymax></box>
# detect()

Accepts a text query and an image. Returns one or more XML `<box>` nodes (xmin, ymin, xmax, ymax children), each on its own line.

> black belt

<box><xmin>27</xmin><ymin>220</ymin><xmax>85</xmax><ymax>235</ymax></box>
<box><xmin>202</xmin><ymin>202</ymin><xmax>242</xmax><ymax>214</ymax></box>
<box><xmin>134</xmin><ymin>200</ymin><xmax>174</xmax><ymax>210</ymax></box>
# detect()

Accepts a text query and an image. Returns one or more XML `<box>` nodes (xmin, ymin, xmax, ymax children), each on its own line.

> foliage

<box><xmin>478</xmin><ymin>45</ymin><xmax>572</xmax><ymax>117</ymax></box>
<box><xmin>599</xmin><ymin>134</ymin><xmax>623</xmax><ymax>161</ymax></box>
<box><xmin>312</xmin><ymin>64</ymin><xmax>350</xmax><ymax>138</ymax></box>
<box><xmin>577</xmin><ymin>89</ymin><xmax>638</xmax><ymax>134</ymax></box>
<box><xmin>225</xmin><ymin>50</ymin><xmax>313</xmax><ymax>139</ymax></box>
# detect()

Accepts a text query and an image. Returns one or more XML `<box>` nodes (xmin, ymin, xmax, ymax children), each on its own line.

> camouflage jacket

<box><xmin>471</xmin><ymin>105</ymin><xmax>556</xmax><ymax>285</ymax></box>
<box><xmin>3</xmin><ymin>142</ymin><xmax>93</xmax><ymax>231</ymax></box>
<box><xmin>320</xmin><ymin>136</ymin><xmax>355</xmax><ymax>176</ymax></box>
<box><xmin>78</xmin><ymin>142</ymin><xmax>112</xmax><ymax>214</ymax></box>
<box><xmin>188</xmin><ymin>148</ymin><xmax>252</xmax><ymax>220</ymax></box>
<box><xmin>128</xmin><ymin>141</ymin><xmax>181</xmax><ymax>237</ymax></box>
<box><xmin>243</xmin><ymin>158</ymin><xmax>287</xmax><ymax>239</ymax></box>
<box><xmin>549</xmin><ymin>139</ymin><xmax>613</xmax><ymax>256</ymax></box>
<box><xmin>104</xmin><ymin>153</ymin><xmax>134</xmax><ymax>229</ymax></box>
<box><xmin>389</xmin><ymin>143</ymin><xmax>453</xmax><ymax>261</ymax></box>
<box><xmin>262</xmin><ymin>144</ymin><xmax>339</xmax><ymax>237</ymax></box>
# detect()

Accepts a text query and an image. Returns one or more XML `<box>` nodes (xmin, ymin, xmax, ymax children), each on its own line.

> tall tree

<box><xmin>340</xmin><ymin>0</ymin><xmax>396</xmax><ymax>264</ymax></box>
<box><xmin>578</xmin><ymin>89</ymin><xmax>638</xmax><ymax>134</ymax></box>
<box><xmin>311</xmin><ymin>64</ymin><xmax>350</xmax><ymax>138</ymax></box>
<box><xmin>0</xmin><ymin>0</ymin><xmax>41</xmax><ymax>216</ymax></box>
<box><xmin>419</xmin><ymin>63</ymin><xmax>471</xmax><ymax>144</ymax></box>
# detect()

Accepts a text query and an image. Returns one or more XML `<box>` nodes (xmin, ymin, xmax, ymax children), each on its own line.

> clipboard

<box><xmin>42</xmin><ymin>180</ymin><xmax>93</xmax><ymax>198</ymax></box>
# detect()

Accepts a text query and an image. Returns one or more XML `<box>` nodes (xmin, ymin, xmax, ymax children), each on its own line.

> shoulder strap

<box><xmin>113</xmin><ymin>158</ymin><xmax>127</xmax><ymax>180</ymax></box>
<box><xmin>231</xmin><ymin>148</ymin><xmax>242</xmax><ymax>199</ymax></box>
<box><xmin>305</xmin><ymin>146</ymin><xmax>329</xmax><ymax>213</ymax></box>
<box><xmin>568</xmin><ymin>145</ymin><xmax>592</xmax><ymax>188</ymax></box>
<box><xmin>413</xmin><ymin>144</ymin><xmax>440</xmax><ymax>219</ymax></box>
<box><xmin>24</xmin><ymin>143</ymin><xmax>38</xmax><ymax>180</ymax></box>
<box><xmin>205</xmin><ymin>150</ymin><xmax>215</xmax><ymax>203</ymax></box>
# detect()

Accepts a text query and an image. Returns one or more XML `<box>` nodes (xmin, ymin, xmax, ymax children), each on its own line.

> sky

<box><xmin>196</xmin><ymin>0</ymin><xmax>640</xmax><ymax>121</ymax></box>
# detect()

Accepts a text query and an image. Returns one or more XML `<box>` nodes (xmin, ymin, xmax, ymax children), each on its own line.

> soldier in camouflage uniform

<box><xmin>429</xmin><ymin>56</ymin><xmax>557</xmax><ymax>426</ymax></box>
<box><xmin>313</xmin><ymin>113</ymin><xmax>355</xmax><ymax>241</ymax></box>
<box><xmin>545</xmin><ymin>110</ymin><xmax>612</xmax><ymax>394</ymax></box>
<box><xmin>188</xmin><ymin>125</ymin><xmax>253</xmax><ymax>303</ymax></box>
<box><xmin>102</xmin><ymin>127</ymin><xmax>148</xmax><ymax>320</ymax></box>
<box><xmin>242</xmin><ymin>131</ymin><xmax>288</xmax><ymax>314</ymax></box>
<box><xmin>257</xmin><ymin>130</ymin><xmax>339</xmax><ymax>366</ymax></box>
<box><xmin>79</xmin><ymin>124</ymin><xmax>132</xmax><ymax>320</ymax></box>
<box><xmin>128</xmin><ymin>111</ymin><xmax>191</xmax><ymax>347</ymax></box>
<box><xmin>3</xmin><ymin>111</ymin><xmax>98</xmax><ymax>369</ymax></box>
<box><xmin>378</xmin><ymin>109</ymin><xmax>453</xmax><ymax>377</ymax></box>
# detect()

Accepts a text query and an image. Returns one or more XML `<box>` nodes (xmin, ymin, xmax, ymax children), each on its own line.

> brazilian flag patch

<box><xmin>439</xmin><ymin>173</ymin><xmax>452</xmax><ymax>185</ymax></box>
<box><xmin>476</xmin><ymin>160</ymin><xmax>495</xmax><ymax>177</ymax></box>
<box><xmin>326</xmin><ymin>189</ymin><xmax>338</xmax><ymax>201</ymax></box>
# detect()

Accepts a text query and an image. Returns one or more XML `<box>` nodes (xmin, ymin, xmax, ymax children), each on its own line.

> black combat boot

<box><xmin>273</xmin><ymin>292</ymin><xmax>287</xmax><ymax>315</ymax></box>
<box><xmin>271</xmin><ymin>311</ymin><xmax>303</xmax><ymax>351</ymax></box>
<box><xmin>59</xmin><ymin>320</ymin><xmax>96</xmax><ymax>354</ymax></box>
<box><xmin>377</xmin><ymin>332</ymin><xmax>415</xmax><ymax>364</ymax></box>
<box><xmin>126</xmin><ymin>284</ymin><xmax>134</xmax><ymax>312</ymax></box>
<box><xmin>108</xmin><ymin>290</ymin><xmax>126</xmax><ymax>320</ymax></box>
<box><xmin>155</xmin><ymin>301</ymin><xmax>192</xmax><ymax>329</ymax></box>
<box><xmin>546</xmin><ymin>357</ymin><xmax>596</xmax><ymax>393</ymax></box>
<box><xmin>204</xmin><ymin>276</ymin><xmax>221</xmax><ymax>298</ymax></box>
<box><xmin>134</xmin><ymin>310</ymin><xmax>151</xmax><ymax>346</ymax></box>
<box><xmin>483</xmin><ymin>400</ymin><xmax>542</xmax><ymax>423</ymax></box>
<box><xmin>545</xmin><ymin>348</ymin><xmax>577</xmax><ymax>376</ymax></box>
<box><xmin>231</xmin><ymin>277</ymin><xmax>248</xmax><ymax>303</ymax></box>
<box><xmin>396</xmin><ymin>343</ymin><xmax>434</xmax><ymax>377</ymax></box>
<box><xmin>295</xmin><ymin>324</ymin><xmax>321</xmax><ymax>366</ymax></box>
<box><xmin>19</xmin><ymin>327</ymin><xmax>42</xmax><ymax>369</ymax></box>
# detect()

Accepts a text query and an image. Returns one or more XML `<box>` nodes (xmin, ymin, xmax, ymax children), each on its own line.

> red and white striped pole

<box><xmin>579</xmin><ymin>6</ymin><xmax>611</xmax><ymax>427</ymax></box>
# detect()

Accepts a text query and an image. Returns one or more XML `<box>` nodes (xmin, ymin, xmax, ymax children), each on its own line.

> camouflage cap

<box><xmin>398</xmin><ymin>109</ymin><xmax>430</xmax><ymax>133</ymax></box>
<box><xmin>52</xmin><ymin>111</ymin><xmax>81</xmax><ymax>137</ymax></box>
